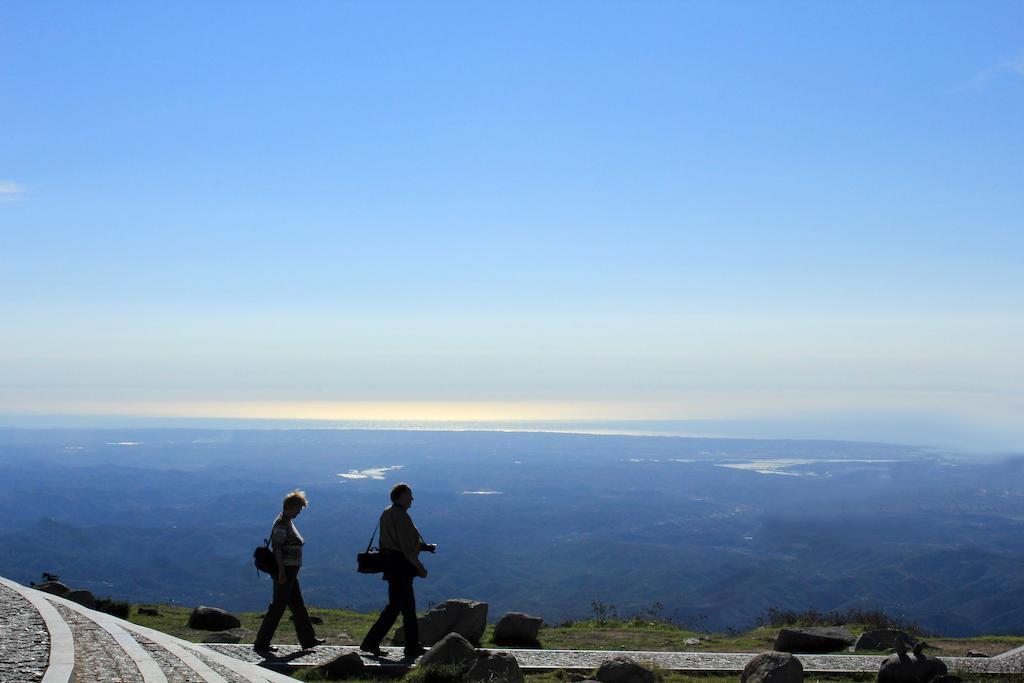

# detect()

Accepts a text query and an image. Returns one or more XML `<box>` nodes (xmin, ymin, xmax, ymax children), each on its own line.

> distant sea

<box><xmin>2</xmin><ymin>414</ymin><xmax>1021</xmax><ymax>453</ymax></box>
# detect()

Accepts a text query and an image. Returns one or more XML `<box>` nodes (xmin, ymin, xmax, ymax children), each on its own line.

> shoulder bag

<box><xmin>356</xmin><ymin>519</ymin><xmax>385</xmax><ymax>574</ymax></box>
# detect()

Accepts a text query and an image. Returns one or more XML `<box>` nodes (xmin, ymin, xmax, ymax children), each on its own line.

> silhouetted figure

<box><xmin>253</xmin><ymin>490</ymin><xmax>325</xmax><ymax>654</ymax></box>
<box><xmin>360</xmin><ymin>483</ymin><xmax>436</xmax><ymax>659</ymax></box>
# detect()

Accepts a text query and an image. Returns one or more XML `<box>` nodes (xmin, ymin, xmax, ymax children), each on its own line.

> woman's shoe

<box><xmin>360</xmin><ymin>643</ymin><xmax>385</xmax><ymax>657</ymax></box>
<box><xmin>301</xmin><ymin>637</ymin><xmax>327</xmax><ymax>649</ymax></box>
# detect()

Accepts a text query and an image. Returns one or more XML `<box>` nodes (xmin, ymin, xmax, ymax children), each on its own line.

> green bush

<box><xmin>95</xmin><ymin>598</ymin><xmax>131</xmax><ymax>620</ymax></box>
<box><xmin>756</xmin><ymin>607</ymin><xmax>923</xmax><ymax>635</ymax></box>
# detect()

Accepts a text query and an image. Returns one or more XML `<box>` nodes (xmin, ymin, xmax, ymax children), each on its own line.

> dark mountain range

<box><xmin>0</xmin><ymin>428</ymin><xmax>1021</xmax><ymax>635</ymax></box>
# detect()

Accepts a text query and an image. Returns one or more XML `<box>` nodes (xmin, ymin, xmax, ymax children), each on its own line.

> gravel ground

<box><xmin>132</xmin><ymin>633</ymin><xmax>205</xmax><ymax>683</ymax></box>
<box><xmin>0</xmin><ymin>583</ymin><xmax>48</xmax><ymax>683</ymax></box>
<box><xmin>53</xmin><ymin>602</ymin><xmax>144</xmax><ymax>683</ymax></box>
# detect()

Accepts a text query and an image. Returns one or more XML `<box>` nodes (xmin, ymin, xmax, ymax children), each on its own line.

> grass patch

<box><xmin>129</xmin><ymin>603</ymin><xmax>379</xmax><ymax>645</ymax></box>
<box><xmin>533</xmin><ymin>619</ymin><xmax>705</xmax><ymax>652</ymax></box>
<box><xmin>402</xmin><ymin>664</ymin><xmax>467</xmax><ymax>683</ymax></box>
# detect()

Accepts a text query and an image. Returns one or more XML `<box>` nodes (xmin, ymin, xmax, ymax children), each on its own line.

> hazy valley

<box><xmin>1</xmin><ymin>428</ymin><xmax>1021</xmax><ymax>637</ymax></box>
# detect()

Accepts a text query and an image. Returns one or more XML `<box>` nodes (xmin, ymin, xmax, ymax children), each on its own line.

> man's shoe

<box><xmin>253</xmin><ymin>644</ymin><xmax>278</xmax><ymax>655</ymax></box>
<box><xmin>404</xmin><ymin>646</ymin><xmax>427</xmax><ymax>658</ymax></box>
<box><xmin>301</xmin><ymin>637</ymin><xmax>327</xmax><ymax>649</ymax></box>
<box><xmin>360</xmin><ymin>642</ymin><xmax>384</xmax><ymax>657</ymax></box>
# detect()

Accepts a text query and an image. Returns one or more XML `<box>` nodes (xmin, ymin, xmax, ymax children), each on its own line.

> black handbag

<box><xmin>254</xmin><ymin>538</ymin><xmax>277</xmax><ymax>576</ymax></box>
<box><xmin>356</xmin><ymin>520</ymin><xmax>385</xmax><ymax>574</ymax></box>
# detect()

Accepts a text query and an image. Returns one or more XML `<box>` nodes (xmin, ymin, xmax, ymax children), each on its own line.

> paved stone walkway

<box><xmin>210</xmin><ymin>642</ymin><xmax>1024</xmax><ymax>677</ymax></box>
<box><xmin>0</xmin><ymin>582</ymin><xmax>48</xmax><ymax>683</ymax></box>
<box><xmin>0</xmin><ymin>577</ymin><xmax>294</xmax><ymax>683</ymax></box>
<box><xmin>2</xmin><ymin>575</ymin><xmax>1022</xmax><ymax>681</ymax></box>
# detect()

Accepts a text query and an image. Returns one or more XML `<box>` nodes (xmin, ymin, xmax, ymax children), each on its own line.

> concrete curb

<box><xmin>54</xmin><ymin>597</ymin><xmax>169</xmax><ymax>683</ymax></box>
<box><xmin>116</xmin><ymin>622</ymin><xmax>228</xmax><ymax>683</ymax></box>
<box><xmin>122</xmin><ymin>620</ymin><xmax>297</xmax><ymax>683</ymax></box>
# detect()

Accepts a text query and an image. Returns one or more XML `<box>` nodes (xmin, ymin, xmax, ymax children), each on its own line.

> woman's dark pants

<box><xmin>361</xmin><ymin>571</ymin><xmax>419</xmax><ymax>652</ymax></box>
<box><xmin>255</xmin><ymin>565</ymin><xmax>317</xmax><ymax>648</ymax></box>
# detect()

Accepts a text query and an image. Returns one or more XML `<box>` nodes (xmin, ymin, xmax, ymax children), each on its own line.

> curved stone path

<box><xmin>2</xmin><ymin>575</ymin><xmax>1021</xmax><ymax>681</ymax></box>
<box><xmin>0</xmin><ymin>582</ymin><xmax>49</xmax><ymax>683</ymax></box>
<box><xmin>0</xmin><ymin>577</ymin><xmax>293</xmax><ymax>683</ymax></box>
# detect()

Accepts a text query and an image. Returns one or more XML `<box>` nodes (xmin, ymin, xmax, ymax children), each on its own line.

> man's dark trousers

<box><xmin>362</xmin><ymin>567</ymin><xmax>419</xmax><ymax>652</ymax></box>
<box><xmin>255</xmin><ymin>565</ymin><xmax>317</xmax><ymax>648</ymax></box>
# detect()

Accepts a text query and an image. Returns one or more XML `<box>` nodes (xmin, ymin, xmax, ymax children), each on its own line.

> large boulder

<box><xmin>853</xmin><ymin>629</ymin><xmax>917</xmax><ymax>652</ymax></box>
<box><xmin>66</xmin><ymin>589</ymin><xmax>97</xmax><ymax>610</ymax></box>
<box><xmin>394</xmin><ymin>599</ymin><xmax>488</xmax><ymax>646</ymax></box>
<box><xmin>310</xmin><ymin>651</ymin><xmax>366</xmax><ymax>680</ymax></box>
<box><xmin>741</xmin><ymin>651</ymin><xmax>803</xmax><ymax>683</ymax></box>
<box><xmin>774</xmin><ymin>627</ymin><xmax>854</xmax><ymax>654</ymax></box>
<box><xmin>594</xmin><ymin>656</ymin><xmax>655</xmax><ymax>683</ymax></box>
<box><xmin>188</xmin><ymin>606</ymin><xmax>241</xmax><ymax>631</ymax></box>
<box><xmin>202</xmin><ymin>629</ymin><xmax>245</xmax><ymax>644</ymax></box>
<box><xmin>417</xmin><ymin>632</ymin><xmax>479</xmax><ymax>670</ymax></box>
<box><xmin>466</xmin><ymin>651</ymin><xmax>524</xmax><ymax>683</ymax></box>
<box><xmin>878</xmin><ymin>651</ymin><xmax>947</xmax><ymax>683</ymax></box>
<box><xmin>493</xmin><ymin>612</ymin><xmax>544</xmax><ymax>647</ymax></box>
<box><xmin>34</xmin><ymin>581</ymin><xmax>71</xmax><ymax>597</ymax></box>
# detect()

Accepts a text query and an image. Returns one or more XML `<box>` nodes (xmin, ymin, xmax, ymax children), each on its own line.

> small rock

<box><xmin>595</xmin><ymin>656</ymin><xmax>655</xmax><ymax>683</ymax></box>
<box><xmin>684</xmin><ymin>637</ymin><xmax>701</xmax><ymax>646</ymax></box>
<box><xmin>311</xmin><ymin>651</ymin><xmax>366</xmax><ymax>680</ymax></box>
<box><xmin>290</xmin><ymin>614</ymin><xmax>324</xmax><ymax>624</ymax></box>
<box><xmin>853</xmin><ymin>629</ymin><xmax>917</xmax><ymax>652</ymax></box>
<box><xmin>66</xmin><ymin>589</ymin><xmax>97</xmax><ymax>610</ymax></box>
<box><xmin>137</xmin><ymin>607</ymin><xmax>160</xmax><ymax>617</ymax></box>
<box><xmin>465</xmin><ymin>651</ymin><xmax>524</xmax><ymax>683</ymax></box>
<box><xmin>188</xmin><ymin>605</ymin><xmax>242</xmax><ymax>631</ymax></box>
<box><xmin>493</xmin><ymin>612</ymin><xmax>544</xmax><ymax>647</ymax></box>
<box><xmin>965</xmin><ymin>651</ymin><xmax>989</xmax><ymax>658</ymax></box>
<box><xmin>741</xmin><ymin>651</ymin><xmax>803</xmax><ymax>683</ymax></box>
<box><xmin>202</xmin><ymin>629</ymin><xmax>245</xmax><ymax>643</ymax></box>
<box><xmin>417</xmin><ymin>632</ymin><xmax>479</xmax><ymax>670</ymax></box>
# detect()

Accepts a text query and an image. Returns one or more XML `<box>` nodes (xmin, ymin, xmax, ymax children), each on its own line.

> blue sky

<box><xmin>2</xmin><ymin>2</ymin><xmax>1022</xmax><ymax>449</ymax></box>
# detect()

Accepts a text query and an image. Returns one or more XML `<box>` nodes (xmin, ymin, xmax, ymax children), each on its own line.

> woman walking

<box><xmin>253</xmin><ymin>490</ymin><xmax>325</xmax><ymax>653</ymax></box>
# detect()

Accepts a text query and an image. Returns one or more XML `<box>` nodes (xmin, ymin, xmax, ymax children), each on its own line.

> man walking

<box><xmin>360</xmin><ymin>483</ymin><xmax>436</xmax><ymax>658</ymax></box>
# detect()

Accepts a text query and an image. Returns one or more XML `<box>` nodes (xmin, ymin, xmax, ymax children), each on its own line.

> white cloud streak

<box><xmin>954</xmin><ymin>53</ymin><xmax>1024</xmax><ymax>92</ymax></box>
<box><xmin>0</xmin><ymin>181</ymin><xmax>25</xmax><ymax>201</ymax></box>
